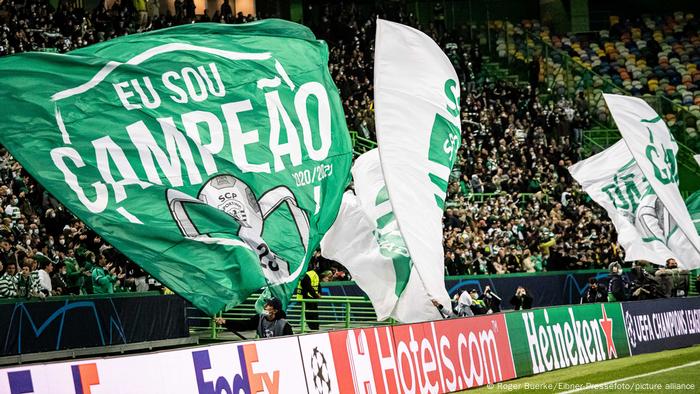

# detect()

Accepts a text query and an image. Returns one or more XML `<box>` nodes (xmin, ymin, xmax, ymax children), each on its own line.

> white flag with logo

<box><xmin>570</xmin><ymin>140</ymin><xmax>686</xmax><ymax>266</ymax></box>
<box><xmin>373</xmin><ymin>19</ymin><xmax>459</xmax><ymax>312</ymax></box>
<box><xmin>604</xmin><ymin>94</ymin><xmax>700</xmax><ymax>268</ymax></box>
<box><xmin>321</xmin><ymin>150</ymin><xmax>446</xmax><ymax>322</ymax></box>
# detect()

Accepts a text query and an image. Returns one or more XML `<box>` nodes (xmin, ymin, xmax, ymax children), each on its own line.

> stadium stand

<box><xmin>491</xmin><ymin>13</ymin><xmax>700</xmax><ymax>157</ymax></box>
<box><xmin>0</xmin><ymin>0</ymin><xmax>695</xmax><ymax>305</ymax></box>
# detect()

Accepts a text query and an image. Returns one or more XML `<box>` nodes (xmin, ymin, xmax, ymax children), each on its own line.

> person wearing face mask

<box><xmin>13</xmin><ymin>219</ymin><xmax>26</xmax><ymax>238</ymax></box>
<box><xmin>215</xmin><ymin>298</ymin><xmax>293</xmax><ymax>339</ymax></box>
<box><xmin>22</xmin><ymin>235</ymin><xmax>32</xmax><ymax>249</ymax></box>
<box><xmin>54</xmin><ymin>235</ymin><xmax>67</xmax><ymax>253</ymax></box>
<box><xmin>44</xmin><ymin>208</ymin><xmax>62</xmax><ymax>236</ymax></box>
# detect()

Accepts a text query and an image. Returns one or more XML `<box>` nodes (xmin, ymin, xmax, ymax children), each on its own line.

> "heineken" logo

<box><xmin>522</xmin><ymin>305</ymin><xmax>618</xmax><ymax>374</ymax></box>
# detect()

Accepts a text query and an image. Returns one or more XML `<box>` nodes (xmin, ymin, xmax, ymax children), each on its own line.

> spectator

<box><xmin>63</xmin><ymin>249</ymin><xmax>90</xmax><ymax>295</ymax></box>
<box><xmin>0</xmin><ymin>261</ymin><xmax>18</xmax><ymax>297</ymax></box>
<box><xmin>183</xmin><ymin>0</ymin><xmax>195</xmax><ymax>19</ymax></box>
<box><xmin>220</xmin><ymin>0</ymin><xmax>233</xmax><ymax>22</ymax></box>
<box><xmin>51</xmin><ymin>263</ymin><xmax>69</xmax><ymax>296</ymax></box>
<box><xmin>582</xmin><ymin>277</ymin><xmax>607</xmax><ymax>303</ymax></box>
<box><xmin>36</xmin><ymin>259</ymin><xmax>53</xmax><ymax>296</ymax></box>
<box><xmin>480</xmin><ymin>285</ymin><xmax>502</xmax><ymax>313</ymax></box>
<box><xmin>454</xmin><ymin>289</ymin><xmax>474</xmax><ymax>317</ymax></box>
<box><xmin>91</xmin><ymin>255</ymin><xmax>123</xmax><ymax>294</ymax></box>
<box><xmin>510</xmin><ymin>286</ymin><xmax>533</xmax><ymax>310</ymax></box>
<box><xmin>216</xmin><ymin>298</ymin><xmax>293</xmax><ymax>338</ymax></box>
<box><xmin>296</xmin><ymin>264</ymin><xmax>321</xmax><ymax>330</ymax></box>
<box><xmin>134</xmin><ymin>0</ymin><xmax>148</xmax><ymax>30</ymax></box>
<box><xmin>17</xmin><ymin>260</ymin><xmax>43</xmax><ymax>299</ymax></box>
<box><xmin>521</xmin><ymin>249</ymin><xmax>535</xmax><ymax>272</ymax></box>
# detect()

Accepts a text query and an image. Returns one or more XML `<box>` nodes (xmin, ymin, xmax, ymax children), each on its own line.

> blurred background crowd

<box><xmin>0</xmin><ymin>0</ymin><xmax>697</xmax><ymax>299</ymax></box>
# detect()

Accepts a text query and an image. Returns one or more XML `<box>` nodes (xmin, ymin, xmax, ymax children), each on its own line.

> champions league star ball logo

<box><xmin>166</xmin><ymin>174</ymin><xmax>310</xmax><ymax>285</ymax></box>
<box><xmin>310</xmin><ymin>347</ymin><xmax>332</xmax><ymax>394</ymax></box>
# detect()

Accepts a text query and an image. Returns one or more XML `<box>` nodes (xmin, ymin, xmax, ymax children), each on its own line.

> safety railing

<box><xmin>581</xmin><ymin>128</ymin><xmax>620</xmax><ymax>157</ymax></box>
<box><xmin>188</xmin><ymin>294</ymin><xmax>393</xmax><ymax>340</ymax></box>
<box><xmin>287</xmin><ymin>296</ymin><xmax>394</xmax><ymax>334</ymax></box>
<box><xmin>349</xmin><ymin>130</ymin><xmax>377</xmax><ymax>156</ymax></box>
<box><xmin>446</xmin><ymin>191</ymin><xmax>549</xmax><ymax>207</ymax></box>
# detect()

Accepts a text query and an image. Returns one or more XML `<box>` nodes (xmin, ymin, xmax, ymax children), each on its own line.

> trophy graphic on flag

<box><xmin>167</xmin><ymin>174</ymin><xmax>310</xmax><ymax>285</ymax></box>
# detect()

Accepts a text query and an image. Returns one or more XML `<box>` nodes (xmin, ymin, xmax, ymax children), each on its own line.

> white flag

<box><xmin>570</xmin><ymin>97</ymin><xmax>700</xmax><ymax>269</ymax></box>
<box><xmin>570</xmin><ymin>141</ymin><xmax>683</xmax><ymax>265</ymax></box>
<box><xmin>373</xmin><ymin>19</ymin><xmax>459</xmax><ymax>311</ymax></box>
<box><xmin>604</xmin><ymin>94</ymin><xmax>700</xmax><ymax>268</ymax></box>
<box><xmin>321</xmin><ymin>150</ymin><xmax>446</xmax><ymax>322</ymax></box>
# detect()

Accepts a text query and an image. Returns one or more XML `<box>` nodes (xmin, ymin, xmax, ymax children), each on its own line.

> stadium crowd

<box><xmin>440</xmin><ymin>77</ymin><xmax>623</xmax><ymax>276</ymax></box>
<box><xmin>0</xmin><ymin>0</ymin><xmax>686</xmax><ymax>300</ymax></box>
<box><xmin>493</xmin><ymin>13</ymin><xmax>700</xmax><ymax>152</ymax></box>
<box><xmin>498</xmin><ymin>13</ymin><xmax>700</xmax><ymax>101</ymax></box>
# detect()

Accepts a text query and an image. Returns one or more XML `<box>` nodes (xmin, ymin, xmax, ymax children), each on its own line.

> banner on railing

<box><xmin>390</xmin><ymin>316</ymin><xmax>516</xmax><ymax>392</ymax></box>
<box><xmin>298</xmin><ymin>332</ymin><xmax>341</xmax><ymax>394</ymax></box>
<box><xmin>0</xmin><ymin>294</ymin><xmax>188</xmax><ymax>356</ymax></box>
<box><xmin>622</xmin><ymin>297</ymin><xmax>700</xmax><ymax>356</ymax></box>
<box><xmin>505</xmin><ymin>303</ymin><xmax>630</xmax><ymax>377</ymax></box>
<box><xmin>5</xmin><ymin>298</ymin><xmax>700</xmax><ymax>393</ymax></box>
<box><xmin>0</xmin><ymin>336</ymin><xmax>306</xmax><ymax>393</ymax></box>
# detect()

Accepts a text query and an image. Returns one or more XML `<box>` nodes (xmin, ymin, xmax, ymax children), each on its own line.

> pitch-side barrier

<box><xmin>3</xmin><ymin>296</ymin><xmax>700</xmax><ymax>393</ymax></box>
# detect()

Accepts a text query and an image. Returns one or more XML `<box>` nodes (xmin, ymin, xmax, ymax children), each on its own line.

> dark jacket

<box><xmin>510</xmin><ymin>293</ymin><xmax>533</xmax><ymax>310</ymax></box>
<box><xmin>224</xmin><ymin>310</ymin><xmax>293</xmax><ymax>338</ymax></box>
<box><xmin>582</xmin><ymin>285</ymin><xmax>607</xmax><ymax>303</ymax></box>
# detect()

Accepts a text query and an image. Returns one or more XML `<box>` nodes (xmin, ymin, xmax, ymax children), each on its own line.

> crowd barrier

<box><xmin>0</xmin><ymin>293</ymin><xmax>188</xmax><ymax>357</ymax></box>
<box><xmin>3</xmin><ymin>296</ymin><xmax>699</xmax><ymax>393</ymax></box>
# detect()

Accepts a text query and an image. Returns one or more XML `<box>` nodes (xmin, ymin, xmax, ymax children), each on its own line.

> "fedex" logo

<box><xmin>193</xmin><ymin>344</ymin><xmax>280</xmax><ymax>394</ymax></box>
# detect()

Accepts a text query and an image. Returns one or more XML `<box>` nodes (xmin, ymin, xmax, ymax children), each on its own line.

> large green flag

<box><xmin>0</xmin><ymin>20</ymin><xmax>352</xmax><ymax>315</ymax></box>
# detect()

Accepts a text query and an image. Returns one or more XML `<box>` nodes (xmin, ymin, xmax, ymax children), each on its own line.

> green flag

<box><xmin>0</xmin><ymin>20</ymin><xmax>352</xmax><ymax>315</ymax></box>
